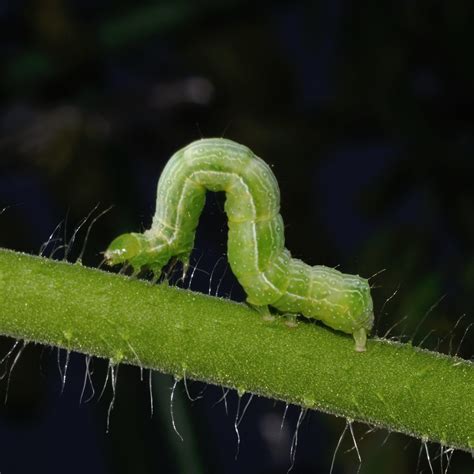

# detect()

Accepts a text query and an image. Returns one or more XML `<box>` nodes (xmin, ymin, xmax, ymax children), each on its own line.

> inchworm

<box><xmin>105</xmin><ymin>138</ymin><xmax>374</xmax><ymax>351</ymax></box>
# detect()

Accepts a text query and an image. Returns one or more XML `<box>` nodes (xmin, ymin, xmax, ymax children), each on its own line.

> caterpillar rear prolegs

<box><xmin>105</xmin><ymin>138</ymin><xmax>374</xmax><ymax>351</ymax></box>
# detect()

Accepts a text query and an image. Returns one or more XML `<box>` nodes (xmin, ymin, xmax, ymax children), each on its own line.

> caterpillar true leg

<box><xmin>105</xmin><ymin>138</ymin><xmax>374</xmax><ymax>351</ymax></box>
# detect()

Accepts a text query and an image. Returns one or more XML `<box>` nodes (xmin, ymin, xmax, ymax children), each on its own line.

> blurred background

<box><xmin>0</xmin><ymin>0</ymin><xmax>473</xmax><ymax>473</ymax></box>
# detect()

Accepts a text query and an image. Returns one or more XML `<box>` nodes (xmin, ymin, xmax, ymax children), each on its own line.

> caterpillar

<box><xmin>105</xmin><ymin>138</ymin><xmax>374</xmax><ymax>351</ymax></box>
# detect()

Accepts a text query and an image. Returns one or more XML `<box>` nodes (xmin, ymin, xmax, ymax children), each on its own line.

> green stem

<box><xmin>0</xmin><ymin>249</ymin><xmax>472</xmax><ymax>451</ymax></box>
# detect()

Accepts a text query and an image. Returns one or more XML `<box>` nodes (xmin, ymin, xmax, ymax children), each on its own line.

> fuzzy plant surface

<box><xmin>0</xmin><ymin>248</ymin><xmax>472</xmax><ymax>453</ymax></box>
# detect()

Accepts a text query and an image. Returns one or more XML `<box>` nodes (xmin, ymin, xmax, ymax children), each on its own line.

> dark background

<box><xmin>0</xmin><ymin>1</ymin><xmax>473</xmax><ymax>473</ymax></box>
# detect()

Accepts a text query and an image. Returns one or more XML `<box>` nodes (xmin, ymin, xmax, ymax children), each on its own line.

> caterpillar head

<box><xmin>104</xmin><ymin>232</ymin><xmax>149</xmax><ymax>269</ymax></box>
<box><xmin>105</xmin><ymin>232</ymin><xmax>172</xmax><ymax>277</ymax></box>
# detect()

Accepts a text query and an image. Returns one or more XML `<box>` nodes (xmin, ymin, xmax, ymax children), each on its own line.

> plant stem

<box><xmin>0</xmin><ymin>249</ymin><xmax>472</xmax><ymax>451</ymax></box>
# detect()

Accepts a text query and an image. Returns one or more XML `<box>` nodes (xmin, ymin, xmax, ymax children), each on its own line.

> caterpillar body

<box><xmin>105</xmin><ymin>138</ymin><xmax>374</xmax><ymax>351</ymax></box>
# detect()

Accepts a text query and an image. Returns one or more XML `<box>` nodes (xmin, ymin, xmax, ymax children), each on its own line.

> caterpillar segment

<box><xmin>105</xmin><ymin>138</ymin><xmax>374</xmax><ymax>351</ymax></box>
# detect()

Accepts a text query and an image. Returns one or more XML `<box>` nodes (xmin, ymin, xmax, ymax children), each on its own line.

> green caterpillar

<box><xmin>105</xmin><ymin>138</ymin><xmax>374</xmax><ymax>351</ymax></box>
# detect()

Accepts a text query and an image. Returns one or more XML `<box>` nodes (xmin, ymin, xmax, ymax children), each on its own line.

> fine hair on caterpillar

<box><xmin>105</xmin><ymin>138</ymin><xmax>374</xmax><ymax>351</ymax></box>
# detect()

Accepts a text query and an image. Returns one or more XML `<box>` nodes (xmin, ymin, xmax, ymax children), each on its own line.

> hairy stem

<box><xmin>0</xmin><ymin>249</ymin><xmax>472</xmax><ymax>451</ymax></box>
